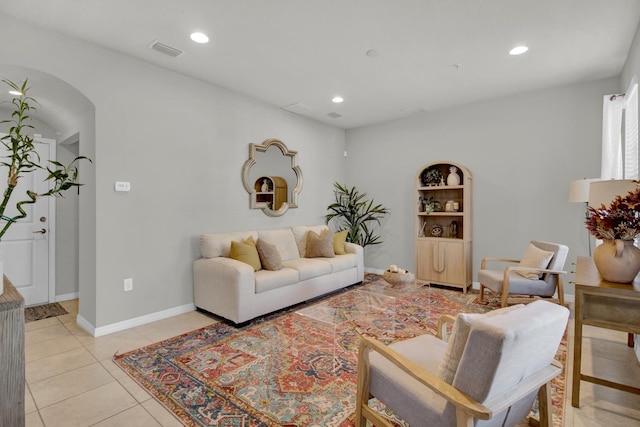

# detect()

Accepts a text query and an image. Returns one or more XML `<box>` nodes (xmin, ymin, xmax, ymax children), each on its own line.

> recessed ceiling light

<box><xmin>332</xmin><ymin>96</ymin><xmax>344</xmax><ymax>103</ymax></box>
<box><xmin>190</xmin><ymin>32</ymin><xmax>209</xmax><ymax>44</ymax></box>
<box><xmin>509</xmin><ymin>46</ymin><xmax>529</xmax><ymax>55</ymax></box>
<box><xmin>366</xmin><ymin>49</ymin><xmax>380</xmax><ymax>57</ymax></box>
<box><xmin>8</xmin><ymin>90</ymin><xmax>22</xmax><ymax>96</ymax></box>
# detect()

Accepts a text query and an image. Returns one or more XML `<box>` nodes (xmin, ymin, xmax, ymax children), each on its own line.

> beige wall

<box><xmin>0</xmin><ymin>14</ymin><xmax>346</xmax><ymax>328</ymax></box>
<box><xmin>346</xmin><ymin>77</ymin><xmax>620</xmax><ymax>295</ymax></box>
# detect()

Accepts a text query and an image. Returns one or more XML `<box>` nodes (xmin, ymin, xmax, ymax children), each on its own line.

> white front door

<box><xmin>0</xmin><ymin>137</ymin><xmax>53</xmax><ymax>306</ymax></box>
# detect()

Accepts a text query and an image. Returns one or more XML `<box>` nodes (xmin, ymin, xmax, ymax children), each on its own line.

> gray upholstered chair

<box><xmin>478</xmin><ymin>240</ymin><xmax>568</xmax><ymax>308</ymax></box>
<box><xmin>356</xmin><ymin>300</ymin><xmax>569</xmax><ymax>427</ymax></box>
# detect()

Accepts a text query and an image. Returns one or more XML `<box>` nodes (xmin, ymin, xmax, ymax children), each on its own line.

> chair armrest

<box><xmin>504</xmin><ymin>266</ymin><xmax>567</xmax><ymax>276</ymax></box>
<box><xmin>482</xmin><ymin>361</ymin><xmax>562</xmax><ymax>415</ymax></box>
<box><xmin>436</xmin><ymin>314</ymin><xmax>456</xmax><ymax>341</ymax></box>
<box><xmin>481</xmin><ymin>257</ymin><xmax>520</xmax><ymax>269</ymax></box>
<box><xmin>359</xmin><ymin>336</ymin><xmax>492</xmax><ymax>420</ymax></box>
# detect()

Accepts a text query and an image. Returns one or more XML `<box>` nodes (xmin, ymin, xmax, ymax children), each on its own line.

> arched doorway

<box><xmin>0</xmin><ymin>65</ymin><xmax>95</xmax><ymax>308</ymax></box>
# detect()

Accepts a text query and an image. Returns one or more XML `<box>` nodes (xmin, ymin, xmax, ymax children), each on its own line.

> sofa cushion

<box><xmin>200</xmin><ymin>231</ymin><xmax>258</xmax><ymax>258</ymax></box>
<box><xmin>282</xmin><ymin>258</ymin><xmax>332</xmax><ymax>281</ymax></box>
<box><xmin>292</xmin><ymin>225</ymin><xmax>329</xmax><ymax>257</ymax></box>
<box><xmin>437</xmin><ymin>304</ymin><xmax>524</xmax><ymax>384</ymax></box>
<box><xmin>258</xmin><ymin>229</ymin><xmax>300</xmax><ymax>261</ymax></box>
<box><xmin>229</xmin><ymin>238</ymin><xmax>261</xmax><ymax>271</ymax></box>
<box><xmin>516</xmin><ymin>243</ymin><xmax>554</xmax><ymax>279</ymax></box>
<box><xmin>333</xmin><ymin>230</ymin><xmax>348</xmax><ymax>255</ymax></box>
<box><xmin>306</xmin><ymin>229</ymin><xmax>335</xmax><ymax>258</ymax></box>
<box><xmin>255</xmin><ymin>268</ymin><xmax>300</xmax><ymax>293</ymax></box>
<box><xmin>256</xmin><ymin>239</ymin><xmax>282</xmax><ymax>271</ymax></box>
<box><xmin>323</xmin><ymin>253</ymin><xmax>358</xmax><ymax>273</ymax></box>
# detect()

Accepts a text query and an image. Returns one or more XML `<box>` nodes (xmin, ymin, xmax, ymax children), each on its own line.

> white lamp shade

<box><xmin>588</xmin><ymin>179</ymin><xmax>638</xmax><ymax>208</ymax></box>
<box><xmin>568</xmin><ymin>178</ymin><xmax>599</xmax><ymax>203</ymax></box>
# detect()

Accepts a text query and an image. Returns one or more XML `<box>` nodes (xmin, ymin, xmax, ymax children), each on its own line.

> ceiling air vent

<box><xmin>327</xmin><ymin>112</ymin><xmax>342</xmax><ymax>119</ymax></box>
<box><xmin>281</xmin><ymin>103</ymin><xmax>313</xmax><ymax>114</ymax></box>
<box><xmin>148</xmin><ymin>40</ymin><xmax>183</xmax><ymax>58</ymax></box>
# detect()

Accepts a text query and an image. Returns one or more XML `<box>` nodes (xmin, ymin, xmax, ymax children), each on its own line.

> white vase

<box><xmin>0</xmin><ymin>259</ymin><xmax>3</xmax><ymax>297</ymax></box>
<box><xmin>593</xmin><ymin>239</ymin><xmax>640</xmax><ymax>283</ymax></box>
<box><xmin>447</xmin><ymin>166</ymin><xmax>461</xmax><ymax>186</ymax></box>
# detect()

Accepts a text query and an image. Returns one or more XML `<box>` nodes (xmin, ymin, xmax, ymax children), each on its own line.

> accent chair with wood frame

<box><xmin>478</xmin><ymin>240</ymin><xmax>568</xmax><ymax>308</ymax></box>
<box><xmin>356</xmin><ymin>300</ymin><xmax>569</xmax><ymax>427</ymax></box>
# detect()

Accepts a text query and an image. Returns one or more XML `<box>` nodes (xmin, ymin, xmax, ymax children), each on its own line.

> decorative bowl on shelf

<box><xmin>383</xmin><ymin>269</ymin><xmax>414</xmax><ymax>286</ymax></box>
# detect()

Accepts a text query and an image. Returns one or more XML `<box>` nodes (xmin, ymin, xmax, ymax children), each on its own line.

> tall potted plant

<box><xmin>324</xmin><ymin>182</ymin><xmax>389</xmax><ymax>248</ymax></box>
<box><xmin>0</xmin><ymin>79</ymin><xmax>91</xmax><ymax>294</ymax></box>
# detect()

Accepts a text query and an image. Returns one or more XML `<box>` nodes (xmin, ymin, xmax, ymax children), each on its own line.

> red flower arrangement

<box><xmin>585</xmin><ymin>182</ymin><xmax>640</xmax><ymax>241</ymax></box>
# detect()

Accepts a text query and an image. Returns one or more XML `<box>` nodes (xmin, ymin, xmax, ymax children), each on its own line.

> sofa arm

<box><xmin>193</xmin><ymin>257</ymin><xmax>255</xmax><ymax>323</ymax></box>
<box><xmin>345</xmin><ymin>242</ymin><xmax>365</xmax><ymax>282</ymax></box>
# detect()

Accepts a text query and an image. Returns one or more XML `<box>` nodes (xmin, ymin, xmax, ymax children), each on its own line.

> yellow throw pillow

<box><xmin>229</xmin><ymin>238</ymin><xmax>261</xmax><ymax>271</ymax></box>
<box><xmin>306</xmin><ymin>229</ymin><xmax>335</xmax><ymax>258</ymax></box>
<box><xmin>333</xmin><ymin>230</ymin><xmax>348</xmax><ymax>255</ymax></box>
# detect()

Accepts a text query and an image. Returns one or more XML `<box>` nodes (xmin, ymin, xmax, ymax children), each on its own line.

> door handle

<box><xmin>33</xmin><ymin>228</ymin><xmax>47</xmax><ymax>234</ymax></box>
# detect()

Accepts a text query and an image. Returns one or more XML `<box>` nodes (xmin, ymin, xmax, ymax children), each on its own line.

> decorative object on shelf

<box><xmin>421</xmin><ymin>168</ymin><xmax>442</xmax><ymax>187</ymax></box>
<box><xmin>585</xmin><ymin>180</ymin><xmax>640</xmax><ymax>282</ymax></box>
<box><xmin>449</xmin><ymin>220</ymin><xmax>458</xmax><ymax>238</ymax></box>
<box><xmin>420</xmin><ymin>196</ymin><xmax>441</xmax><ymax>214</ymax></box>
<box><xmin>430</xmin><ymin>224</ymin><xmax>443</xmax><ymax>237</ymax></box>
<box><xmin>445</xmin><ymin>200</ymin><xmax>455</xmax><ymax>212</ymax></box>
<box><xmin>261</xmin><ymin>179</ymin><xmax>270</xmax><ymax>192</ymax></box>
<box><xmin>325</xmin><ymin>182</ymin><xmax>390</xmax><ymax>248</ymax></box>
<box><xmin>383</xmin><ymin>267</ymin><xmax>414</xmax><ymax>286</ymax></box>
<box><xmin>447</xmin><ymin>166</ymin><xmax>461</xmax><ymax>186</ymax></box>
<box><xmin>453</xmin><ymin>202</ymin><xmax>459</xmax><ymax>211</ymax></box>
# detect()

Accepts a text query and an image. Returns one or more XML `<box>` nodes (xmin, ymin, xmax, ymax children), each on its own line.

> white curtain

<box><xmin>602</xmin><ymin>76</ymin><xmax>639</xmax><ymax>180</ymax></box>
<box><xmin>601</xmin><ymin>95</ymin><xmax>625</xmax><ymax>179</ymax></box>
<box><xmin>624</xmin><ymin>76</ymin><xmax>639</xmax><ymax>179</ymax></box>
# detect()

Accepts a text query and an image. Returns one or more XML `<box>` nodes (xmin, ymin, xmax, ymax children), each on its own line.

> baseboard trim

<box><xmin>55</xmin><ymin>292</ymin><xmax>79</xmax><ymax>302</ymax></box>
<box><xmin>76</xmin><ymin>303</ymin><xmax>196</xmax><ymax>337</ymax></box>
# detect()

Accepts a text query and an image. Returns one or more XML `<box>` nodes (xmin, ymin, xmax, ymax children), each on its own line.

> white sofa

<box><xmin>193</xmin><ymin>225</ymin><xmax>364</xmax><ymax>324</ymax></box>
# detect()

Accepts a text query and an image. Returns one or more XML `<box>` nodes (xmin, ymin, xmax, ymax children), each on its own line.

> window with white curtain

<box><xmin>625</xmin><ymin>77</ymin><xmax>638</xmax><ymax>179</ymax></box>
<box><xmin>601</xmin><ymin>75</ymin><xmax>639</xmax><ymax>180</ymax></box>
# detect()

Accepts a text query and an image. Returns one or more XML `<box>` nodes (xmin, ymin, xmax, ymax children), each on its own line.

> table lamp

<box><xmin>568</xmin><ymin>178</ymin><xmax>599</xmax><ymax>255</ymax></box>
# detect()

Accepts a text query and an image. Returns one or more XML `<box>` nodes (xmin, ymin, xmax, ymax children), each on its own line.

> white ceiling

<box><xmin>1</xmin><ymin>0</ymin><xmax>640</xmax><ymax>130</ymax></box>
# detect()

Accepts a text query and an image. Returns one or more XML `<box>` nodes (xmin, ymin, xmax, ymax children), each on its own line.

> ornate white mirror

<box><xmin>242</xmin><ymin>138</ymin><xmax>303</xmax><ymax>217</ymax></box>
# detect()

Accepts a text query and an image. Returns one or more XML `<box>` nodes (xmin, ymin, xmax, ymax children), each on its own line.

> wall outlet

<box><xmin>124</xmin><ymin>278</ymin><xmax>133</xmax><ymax>292</ymax></box>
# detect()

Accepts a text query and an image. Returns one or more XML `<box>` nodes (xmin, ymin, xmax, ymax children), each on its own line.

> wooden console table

<box><xmin>0</xmin><ymin>275</ymin><xmax>25</xmax><ymax>426</ymax></box>
<box><xmin>571</xmin><ymin>256</ymin><xmax>640</xmax><ymax>407</ymax></box>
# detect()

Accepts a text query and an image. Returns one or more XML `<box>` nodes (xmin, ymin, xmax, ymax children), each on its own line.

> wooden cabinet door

<box><xmin>416</xmin><ymin>240</ymin><xmax>466</xmax><ymax>285</ymax></box>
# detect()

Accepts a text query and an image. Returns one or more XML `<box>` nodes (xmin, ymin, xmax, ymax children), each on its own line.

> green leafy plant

<box><xmin>0</xmin><ymin>79</ymin><xmax>91</xmax><ymax>240</ymax></box>
<box><xmin>324</xmin><ymin>182</ymin><xmax>390</xmax><ymax>248</ymax></box>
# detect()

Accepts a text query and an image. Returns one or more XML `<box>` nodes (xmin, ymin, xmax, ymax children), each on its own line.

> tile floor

<box><xmin>24</xmin><ymin>300</ymin><xmax>640</xmax><ymax>426</ymax></box>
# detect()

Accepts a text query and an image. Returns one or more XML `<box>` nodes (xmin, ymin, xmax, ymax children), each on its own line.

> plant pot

<box><xmin>593</xmin><ymin>239</ymin><xmax>640</xmax><ymax>283</ymax></box>
<box><xmin>0</xmin><ymin>260</ymin><xmax>3</xmax><ymax>297</ymax></box>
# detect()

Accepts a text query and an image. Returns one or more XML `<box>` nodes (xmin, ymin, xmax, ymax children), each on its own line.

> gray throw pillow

<box><xmin>256</xmin><ymin>239</ymin><xmax>283</xmax><ymax>271</ymax></box>
<box><xmin>305</xmin><ymin>229</ymin><xmax>335</xmax><ymax>258</ymax></box>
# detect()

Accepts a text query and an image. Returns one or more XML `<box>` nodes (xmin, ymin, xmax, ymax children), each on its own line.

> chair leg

<box><xmin>479</xmin><ymin>284</ymin><xmax>485</xmax><ymax>301</ymax></box>
<box><xmin>537</xmin><ymin>382</ymin><xmax>553</xmax><ymax>427</ymax></box>
<box><xmin>501</xmin><ymin>275</ymin><xmax>510</xmax><ymax>308</ymax></box>
<box><xmin>556</xmin><ymin>276</ymin><xmax>565</xmax><ymax>307</ymax></box>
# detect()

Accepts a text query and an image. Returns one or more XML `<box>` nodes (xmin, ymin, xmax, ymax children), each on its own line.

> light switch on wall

<box><xmin>115</xmin><ymin>181</ymin><xmax>131</xmax><ymax>192</ymax></box>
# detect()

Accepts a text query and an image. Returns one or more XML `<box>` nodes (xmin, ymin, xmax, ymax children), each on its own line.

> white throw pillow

<box><xmin>437</xmin><ymin>304</ymin><xmax>524</xmax><ymax>384</ymax></box>
<box><xmin>516</xmin><ymin>243</ymin><xmax>555</xmax><ymax>279</ymax></box>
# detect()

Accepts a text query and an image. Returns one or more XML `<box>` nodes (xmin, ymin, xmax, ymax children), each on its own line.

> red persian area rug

<box><xmin>114</xmin><ymin>274</ymin><xmax>566</xmax><ymax>426</ymax></box>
